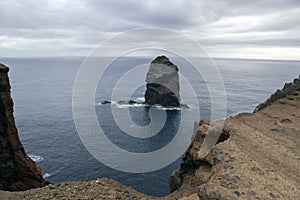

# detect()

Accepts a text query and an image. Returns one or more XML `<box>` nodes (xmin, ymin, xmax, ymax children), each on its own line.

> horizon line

<box><xmin>1</xmin><ymin>56</ymin><xmax>300</xmax><ymax>63</ymax></box>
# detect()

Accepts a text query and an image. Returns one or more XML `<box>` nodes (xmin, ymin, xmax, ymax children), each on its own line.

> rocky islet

<box><xmin>0</xmin><ymin>62</ymin><xmax>299</xmax><ymax>199</ymax></box>
<box><xmin>144</xmin><ymin>55</ymin><xmax>181</xmax><ymax>107</ymax></box>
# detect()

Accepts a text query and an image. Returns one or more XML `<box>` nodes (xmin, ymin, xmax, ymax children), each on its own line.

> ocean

<box><xmin>1</xmin><ymin>57</ymin><xmax>299</xmax><ymax>196</ymax></box>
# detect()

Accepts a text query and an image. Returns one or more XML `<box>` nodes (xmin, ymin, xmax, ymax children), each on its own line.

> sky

<box><xmin>1</xmin><ymin>0</ymin><xmax>300</xmax><ymax>60</ymax></box>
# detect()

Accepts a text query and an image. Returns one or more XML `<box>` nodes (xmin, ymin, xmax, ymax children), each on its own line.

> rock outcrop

<box><xmin>0</xmin><ymin>63</ymin><xmax>46</xmax><ymax>191</ymax></box>
<box><xmin>254</xmin><ymin>75</ymin><xmax>300</xmax><ymax>112</ymax></box>
<box><xmin>170</xmin><ymin>77</ymin><xmax>300</xmax><ymax>199</ymax></box>
<box><xmin>144</xmin><ymin>56</ymin><xmax>181</xmax><ymax>107</ymax></box>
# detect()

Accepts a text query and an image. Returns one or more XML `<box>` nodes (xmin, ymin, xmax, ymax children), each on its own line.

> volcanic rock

<box><xmin>0</xmin><ymin>63</ymin><xmax>46</xmax><ymax>191</ymax></box>
<box><xmin>254</xmin><ymin>75</ymin><xmax>300</xmax><ymax>112</ymax></box>
<box><xmin>144</xmin><ymin>56</ymin><xmax>180</xmax><ymax>107</ymax></box>
<box><xmin>169</xmin><ymin>76</ymin><xmax>300</xmax><ymax>199</ymax></box>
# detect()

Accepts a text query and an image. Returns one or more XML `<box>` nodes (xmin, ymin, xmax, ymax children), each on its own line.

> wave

<box><xmin>97</xmin><ymin>98</ymin><xmax>188</xmax><ymax>110</ymax></box>
<box><xmin>43</xmin><ymin>173</ymin><xmax>51</xmax><ymax>178</ymax></box>
<box><xmin>134</xmin><ymin>97</ymin><xmax>145</xmax><ymax>103</ymax></box>
<box><xmin>28</xmin><ymin>154</ymin><xmax>44</xmax><ymax>162</ymax></box>
<box><xmin>153</xmin><ymin>105</ymin><xmax>182</xmax><ymax>110</ymax></box>
<box><xmin>97</xmin><ymin>101</ymin><xmax>145</xmax><ymax>108</ymax></box>
<box><xmin>114</xmin><ymin>103</ymin><xmax>145</xmax><ymax>108</ymax></box>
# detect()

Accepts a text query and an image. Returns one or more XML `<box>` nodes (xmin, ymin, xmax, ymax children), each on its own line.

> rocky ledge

<box><xmin>0</xmin><ymin>64</ymin><xmax>46</xmax><ymax>191</ymax></box>
<box><xmin>254</xmin><ymin>75</ymin><xmax>300</xmax><ymax>112</ymax></box>
<box><xmin>170</xmin><ymin>76</ymin><xmax>300</xmax><ymax>199</ymax></box>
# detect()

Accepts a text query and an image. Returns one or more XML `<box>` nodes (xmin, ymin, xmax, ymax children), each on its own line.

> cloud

<box><xmin>0</xmin><ymin>0</ymin><xmax>300</xmax><ymax>59</ymax></box>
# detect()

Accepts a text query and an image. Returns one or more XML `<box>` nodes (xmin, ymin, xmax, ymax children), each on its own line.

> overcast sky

<box><xmin>1</xmin><ymin>0</ymin><xmax>300</xmax><ymax>60</ymax></box>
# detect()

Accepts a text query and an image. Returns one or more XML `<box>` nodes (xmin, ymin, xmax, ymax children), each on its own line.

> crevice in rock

<box><xmin>216</xmin><ymin>129</ymin><xmax>230</xmax><ymax>144</ymax></box>
<box><xmin>169</xmin><ymin>120</ymin><xmax>231</xmax><ymax>193</ymax></box>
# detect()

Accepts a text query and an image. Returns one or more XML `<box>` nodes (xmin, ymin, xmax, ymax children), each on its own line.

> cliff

<box><xmin>254</xmin><ymin>75</ymin><xmax>300</xmax><ymax>112</ymax></box>
<box><xmin>170</xmin><ymin>76</ymin><xmax>300</xmax><ymax>199</ymax></box>
<box><xmin>144</xmin><ymin>56</ymin><xmax>181</xmax><ymax>107</ymax></box>
<box><xmin>0</xmin><ymin>65</ymin><xmax>299</xmax><ymax>199</ymax></box>
<box><xmin>0</xmin><ymin>63</ymin><xmax>46</xmax><ymax>191</ymax></box>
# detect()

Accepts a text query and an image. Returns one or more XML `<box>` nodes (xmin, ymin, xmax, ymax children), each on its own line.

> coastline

<box><xmin>0</xmin><ymin>62</ymin><xmax>299</xmax><ymax>199</ymax></box>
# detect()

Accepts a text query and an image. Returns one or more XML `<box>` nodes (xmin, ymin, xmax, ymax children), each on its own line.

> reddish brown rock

<box><xmin>0</xmin><ymin>63</ymin><xmax>46</xmax><ymax>191</ymax></box>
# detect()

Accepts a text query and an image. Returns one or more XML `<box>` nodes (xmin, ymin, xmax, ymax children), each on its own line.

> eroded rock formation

<box><xmin>254</xmin><ymin>75</ymin><xmax>300</xmax><ymax>112</ymax></box>
<box><xmin>170</xmin><ymin>76</ymin><xmax>300</xmax><ymax>199</ymax></box>
<box><xmin>0</xmin><ymin>63</ymin><xmax>46</xmax><ymax>191</ymax></box>
<box><xmin>144</xmin><ymin>55</ymin><xmax>180</xmax><ymax>107</ymax></box>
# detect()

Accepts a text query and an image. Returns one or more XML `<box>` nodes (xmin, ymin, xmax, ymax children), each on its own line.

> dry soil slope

<box><xmin>172</xmin><ymin>81</ymin><xmax>300</xmax><ymax>199</ymax></box>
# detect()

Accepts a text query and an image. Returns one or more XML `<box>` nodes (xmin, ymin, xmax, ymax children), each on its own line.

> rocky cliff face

<box><xmin>254</xmin><ymin>75</ymin><xmax>300</xmax><ymax>112</ymax></box>
<box><xmin>170</xmin><ymin>76</ymin><xmax>300</xmax><ymax>199</ymax></box>
<box><xmin>144</xmin><ymin>56</ymin><xmax>180</xmax><ymax>107</ymax></box>
<box><xmin>0</xmin><ymin>63</ymin><xmax>46</xmax><ymax>191</ymax></box>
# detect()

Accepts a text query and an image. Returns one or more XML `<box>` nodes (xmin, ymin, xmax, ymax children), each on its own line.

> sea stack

<box><xmin>144</xmin><ymin>55</ymin><xmax>180</xmax><ymax>107</ymax></box>
<box><xmin>0</xmin><ymin>63</ymin><xmax>46</xmax><ymax>191</ymax></box>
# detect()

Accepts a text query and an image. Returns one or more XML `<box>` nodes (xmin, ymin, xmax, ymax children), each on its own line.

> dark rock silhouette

<box><xmin>100</xmin><ymin>100</ymin><xmax>111</xmax><ymax>105</ymax></box>
<box><xmin>117</xmin><ymin>100</ymin><xmax>138</xmax><ymax>105</ymax></box>
<box><xmin>144</xmin><ymin>55</ymin><xmax>180</xmax><ymax>107</ymax></box>
<box><xmin>0</xmin><ymin>63</ymin><xmax>46</xmax><ymax>191</ymax></box>
<box><xmin>254</xmin><ymin>75</ymin><xmax>300</xmax><ymax>112</ymax></box>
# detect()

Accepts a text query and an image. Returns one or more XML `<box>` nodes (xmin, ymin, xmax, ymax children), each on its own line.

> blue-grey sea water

<box><xmin>1</xmin><ymin>57</ymin><xmax>299</xmax><ymax>196</ymax></box>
